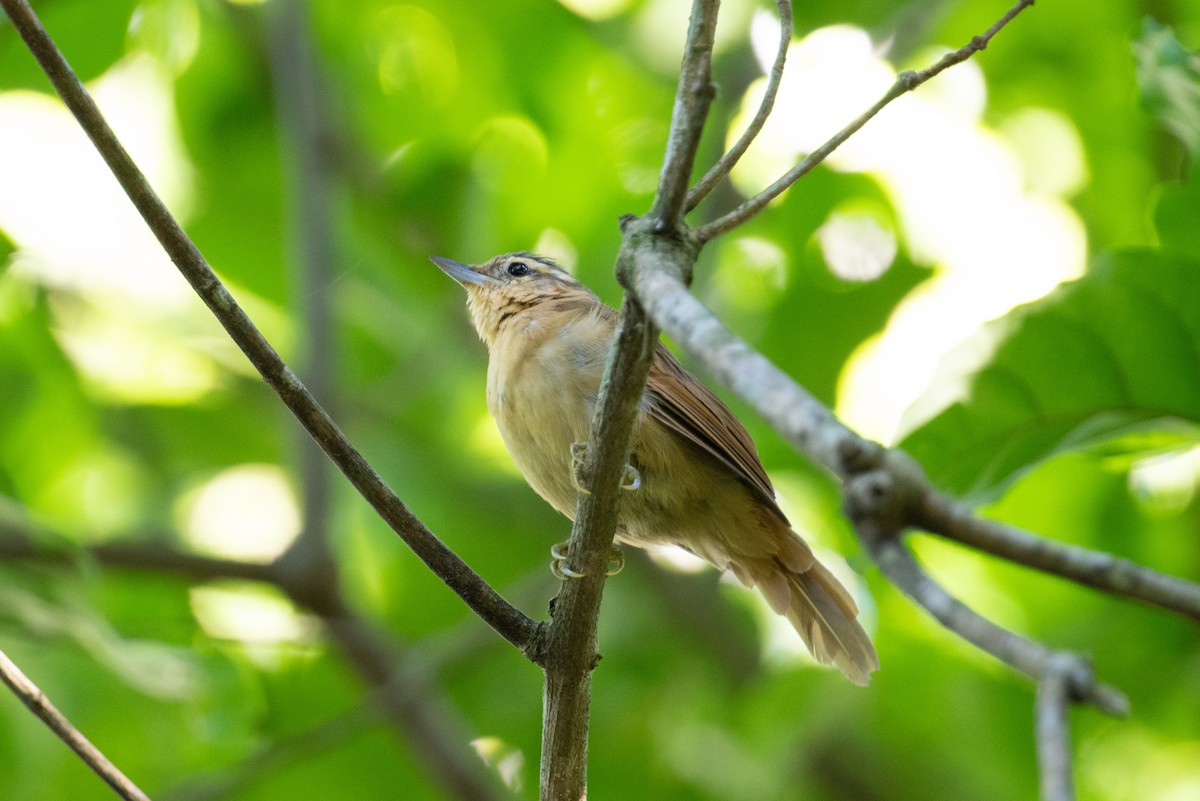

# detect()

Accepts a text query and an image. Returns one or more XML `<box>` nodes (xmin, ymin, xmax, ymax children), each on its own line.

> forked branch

<box><xmin>686</xmin><ymin>0</ymin><xmax>793</xmax><ymax>211</ymax></box>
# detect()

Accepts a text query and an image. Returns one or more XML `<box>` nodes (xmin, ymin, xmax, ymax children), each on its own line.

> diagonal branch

<box><xmin>915</xmin><ymin>490</ymin><xmax>1200</xmax><ymax>621</ymax></box>
<box><xmin>856</xmin><ymin>520</ymin><xmax>1128</xmax><ymax>717</ymax></box>
<box><xmin>0</xmin><ymin>648</ymin><xmax>152</xmax><ymax>801</ymax></box>
<box><xmin>686</xmin><ymin>0</ymin><xmax>792</xmax><ymax>212</ymax></box>
<box><xmin>0</xmin><ymin>0</ymin><xmax>539</xmax><ymax>657</ymax></box>
<box><xmin>695</xmin><ymin>0</ymin><xmax>1035</xmax><ymax>242</ymax></box>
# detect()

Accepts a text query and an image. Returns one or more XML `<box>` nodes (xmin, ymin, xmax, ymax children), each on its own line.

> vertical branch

<box><xmin>649</xmin><ymin>0</ymin><xmax>722</xmax><ymax>230</ymax></box>
<box><xmin>536</xmin><ymin>2</ymin><xmax>721</xmax><ymax>799</ymax></box>
<box><xmin>0</xmin><ymin>648</ymin><xmax>152</xmax><ymax>801</ymax></box>
<box><xmin>264</xmin><ymin>6</ymin><xmax>510</xmax><ymax>799</ymax></box>
<box><xmin>265</xmin><ymin>0</ymin><xmax>339</xmax><ymax>591</ymax></box>
<box><xmin>1036</xmin><ymin>660</ymin><xmax>1077</xmax><ymax>801</ymax></box>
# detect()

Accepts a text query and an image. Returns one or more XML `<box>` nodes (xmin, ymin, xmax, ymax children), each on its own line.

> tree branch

<box><xmin>629</xmin><ymin>264</ymin><xmax>863</xmax><ymax>476</ymax></box>
<box><xmin>0</xmin><ymin>647</ymin><xmax>152</xmax><ymax>801</ymax></box>
<box><xmin>1035</xmin><ymin>656</ymin><xmax>1078</xmax><ymax>801</ymax></box>
<box><xmin>856</xmin><ymin>520</ymin><xmax>1128</xmax><ymax>717</ymax></box>
<box><xmin>0</xmin><ymin>524</ymin><xmax>280</xmax><ymax>584</ymax></box>
<box><xmin>535</xmin><ymin>3</ymin><xmax>720</xmax><ymax>799</ymax></box>
<box><xmin>695</xmin><ymin>0</ymin><xmax>1035</xmax><ymax>242</ymax></box>
<box><xmin>265</xmin><ymin>0</ymin><xmax>340</xmax><ymax>590</ymax></box>
<box><xmin>686</xmin><ymin>0</ymin><xmax>792</xmax><ymax>212</ymax></box>
<box><xmin>0</xmin><ymin>0</ymin><xmax>539</xmax><ymax>657</ymax></box>
<box><xmin>649</xmin><ymin>0</ymin><xmax>721</xmax><ymax>230</ymax></box>
<box><xmin>915</xmin><ymin>490</ymin><xmax>1200</xmax><ymax>621</ymax></box>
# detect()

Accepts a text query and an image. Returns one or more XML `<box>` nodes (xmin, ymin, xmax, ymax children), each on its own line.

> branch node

<box><xmin>837</xmin><ymin>437</ymin><xmax>884</xmax><ymax>474</ymax></box>
<box><xmin>843</xmin><ymin>448</ymin><xmax>926</xmax><ymax>532</ymax></box>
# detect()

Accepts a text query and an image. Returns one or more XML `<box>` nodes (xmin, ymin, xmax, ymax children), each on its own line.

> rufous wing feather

<box><xmin>644</xmin><ymin>343</ymin><xmax>788</xmax><ymax>524</ymax></box>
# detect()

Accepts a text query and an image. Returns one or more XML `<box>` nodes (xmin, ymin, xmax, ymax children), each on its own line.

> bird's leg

<box><xmin>570</xmin><ymin>441</ymin><xmax>642</xmax><ymax>494</ymax></box>
<box><xmin>550</xmin><ymin>541</ymin><xmax>626</xmax><ymax>580</ymax></box>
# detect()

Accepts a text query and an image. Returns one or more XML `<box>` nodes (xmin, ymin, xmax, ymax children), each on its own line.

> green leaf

<box><xmin>899</xmin><ymin>248</ymin><xmax>1200</xmax><ymax>499</ymax></box>
<box><xmin>1133</xmin><ymin>18</ymin><xmax>1200</xmax><ymax>157</ymax></box>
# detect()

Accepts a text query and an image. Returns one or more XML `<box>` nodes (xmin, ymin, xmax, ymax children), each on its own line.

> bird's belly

<box><xmin>488</xmin><ymin>345</ymin><xmax>598</xmax><ymax>519</ymax></box>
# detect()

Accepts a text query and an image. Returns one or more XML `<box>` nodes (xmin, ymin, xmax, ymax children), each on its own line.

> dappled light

<box><xmin>0</xmin><ymin>0</ymin><xmax>1195</xmax><ymax>799</ymax></box>
<box><xmin>181</xmin><ymin>464</ymin><xmax>301</xmax><ymax>562</ymax></box>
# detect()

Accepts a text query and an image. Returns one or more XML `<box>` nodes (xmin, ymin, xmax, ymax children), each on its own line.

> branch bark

<box><xmin>915</xmin><ymin>491</ymin><xmax>1200</xmax><ymax>620</ymax></box>
<box><xmin>856</xmin><ymin>519</ymin><xmax>1128</xmax><ymax>716</ymax></box>
<box><xmin>0</xmin><ymin>0</ymin><xmax>538</xmax><ymax>657</ymax></box>
<box><xmin>0</xmin><ymin>648</ymin><xmax>152</xmax><ymax>801</ymax></box>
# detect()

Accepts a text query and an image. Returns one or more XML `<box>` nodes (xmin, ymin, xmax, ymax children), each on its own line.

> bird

<box><xmin>432</xmin><ymin>251</ymin><xmax>879</xmax><ymax>685</ymax></box>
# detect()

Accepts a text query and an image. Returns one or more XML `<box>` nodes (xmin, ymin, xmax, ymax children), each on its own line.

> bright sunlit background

<box><xmin>0</xmin><ymin>0</ymin><xmax>1197</xmax><ymax>799</ymax></box>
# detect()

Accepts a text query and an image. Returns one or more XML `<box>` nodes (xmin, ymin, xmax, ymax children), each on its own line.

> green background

<box><xmin>1</xmin><ymin>0</ymin><xmax>1198</xmax><ymax>799</ymax></box>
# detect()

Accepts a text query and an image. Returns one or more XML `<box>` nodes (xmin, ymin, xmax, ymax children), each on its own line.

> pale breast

<box><xmin>486</xmin><ymin>310</ymin><xmax>610</xmax><ymax>519</ymax></box>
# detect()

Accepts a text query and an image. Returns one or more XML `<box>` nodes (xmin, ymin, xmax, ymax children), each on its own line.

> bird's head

<box><xmin>431</xmin><ymin>252</ymin><xmax>596</xmax><ymax>348</ymax></box>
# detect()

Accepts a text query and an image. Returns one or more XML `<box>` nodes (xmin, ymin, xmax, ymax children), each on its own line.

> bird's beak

<box><xmin>430</xmin><ymin>256</ymin><xmax>495</xmax><ymax>287</ymax></box>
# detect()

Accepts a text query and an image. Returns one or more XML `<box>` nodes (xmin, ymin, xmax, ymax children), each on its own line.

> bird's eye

<box><xmin>507</xmin><ymin>261</ymin><xmax>531</xmax><ymax>277</ymax></box>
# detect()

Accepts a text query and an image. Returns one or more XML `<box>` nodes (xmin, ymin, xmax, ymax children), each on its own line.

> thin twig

<box><xmin>857</xmin><ymin>520</ymin><xmax>1129</xmax><ymax>717</ymax></box>
<box><xmin>0</xmin><ymin>523</ymin><xmax>281</xmax><ymax>584</ymax></box>
<box><xmin>1036</xmin><ymin>657</ymin><xmax>1077</xmax><ymax>801</ymax></box>
<box><xmin>0</xmin><ymin>0</ymin><xmax>539</xmax><ymax>656</ymax></box>
<box><xmin>695</xmin><ymin>0</ymin><xmax>1035</xmax><ymax>242</ymax></box>
<box><xmin>686</xmin><ymin>0</ymin><xmax>792</xmax><ymax>212</ymax></box>
<box><xmin>0</xmin><ymin>648</ymin><xmax>152</xmax><ymax>801</ymax></box>
<box><xmin>916</xmin><ymin>490</ymin><xmax>1200</xmax><ymax>621</ymax></box>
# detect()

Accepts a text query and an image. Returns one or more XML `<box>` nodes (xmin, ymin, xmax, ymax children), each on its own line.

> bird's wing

<box><xmin>644</xmin><ymin>343</ymin><xmax>789</xmax><ymax>525</ymax></box>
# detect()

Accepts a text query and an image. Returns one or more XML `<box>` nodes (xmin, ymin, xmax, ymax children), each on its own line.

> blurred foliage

<box><xmin>900</xmin><ymin>248</ymin><xmax>1200</xmax><ymax>501</ymax></box>
<box><xmin>0</xmin><ymin>1</ymin><xmax>1198</xmax><ymax>800</ymax></box>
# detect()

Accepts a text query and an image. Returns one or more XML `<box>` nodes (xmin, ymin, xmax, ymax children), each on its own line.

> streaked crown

<box><xmin>431</xmin><ymin>252</ymin><xmax>597</xmax><ymax>347</ymax></box>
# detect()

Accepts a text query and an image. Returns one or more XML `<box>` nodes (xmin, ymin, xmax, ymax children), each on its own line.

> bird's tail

<box><xmin>734</xmin><ymin>545</ymin><xmax>879</xmax><ymax>686</ymax></box>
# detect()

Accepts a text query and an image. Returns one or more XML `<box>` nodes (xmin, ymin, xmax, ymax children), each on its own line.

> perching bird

<box><xmin>432</xmin><ymin>252</ymin><xmax>878</xmax><ymax>685</ymax></box>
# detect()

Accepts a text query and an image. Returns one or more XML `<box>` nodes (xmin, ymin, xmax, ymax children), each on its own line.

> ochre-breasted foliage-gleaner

<box><xmin>433</xmin><ymin>252</ymin><xmax>878</xmax><ymax>685</ymax></box>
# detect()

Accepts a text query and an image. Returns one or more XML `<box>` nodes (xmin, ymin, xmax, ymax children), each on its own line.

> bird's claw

<box><xmin>606</xmin><ymin>544</ymin><xmax>625</xmax><ymax>576</ymax></box>
<box><xmin>550</xmin><ymin>541</ymin><xmax>626</xmax><ymax>580</ymax></box>
<box><xmin>569</xmin><ymin>441</ymin><xmax>642</xmax><ymax>494</ymax></box>
<box><xmin>621</xmin><ymin>464</ymin><xmax>642</xmax><ymax>491</ymax></box>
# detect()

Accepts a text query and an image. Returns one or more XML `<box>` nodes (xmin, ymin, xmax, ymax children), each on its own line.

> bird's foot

<box><xmin>569</xmin><ymin>441</ymin><xmax>642</xmax><ymax>494</ymax></box>
<box><xmin>550</xmin><ymin>541</ymin><xmax>626</xmax><ymax>580</ymax></box>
